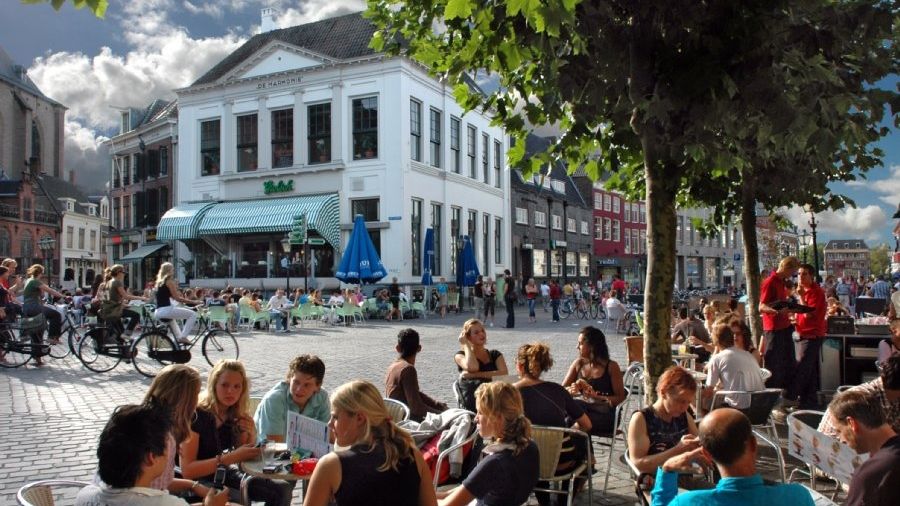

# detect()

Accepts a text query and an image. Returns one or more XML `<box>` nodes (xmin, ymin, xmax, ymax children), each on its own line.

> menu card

<box><xmin>286</xmin><ymin>412</ymin><xmax>332</xmax><ymax>458</ymax></box>
<box><xmin>788</xmin><ymin>416</ymin><xmax>867</xmax><ymax>485</ymax></box>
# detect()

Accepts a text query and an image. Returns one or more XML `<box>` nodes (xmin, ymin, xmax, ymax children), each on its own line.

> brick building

<box><xmin>824</xmin><ymin>239</ymin><xmax>870</xmax><ymax>280</ymax></box>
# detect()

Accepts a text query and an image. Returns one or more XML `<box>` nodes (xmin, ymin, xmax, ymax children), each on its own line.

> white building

<box><xmin>160</xmin><ymin>12</ymin><xmax>510</xmax><ymax>290</ymax></box>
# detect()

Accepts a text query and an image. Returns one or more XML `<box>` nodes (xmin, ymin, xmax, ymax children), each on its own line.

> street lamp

<box><xmin>807</xmin><ymin>208</ymin><xmax>820</xmax><ymax>280</ymax></box>
<box><xmin>280</xmin><ymin>236</ymin><xmax>292</xmax><ymax>292</ymax></box>
<box><xmin>38</xmin><ymin>236</ymin><xmax>56</xmax><ymax>284</ymax></box>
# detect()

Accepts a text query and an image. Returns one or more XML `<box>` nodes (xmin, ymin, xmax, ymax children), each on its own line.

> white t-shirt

<box><xmin>540</xmin><ymin>283</ymin><xmax>550</xmax><ymax>297</ymax></box>
<box><xmin>706</xmin><ymin>347</ymin><xmax>765</xmax><ymax>408</ymax></box>
<box><xmin>268</xmin><ymin>294</ymin><xmax>290</xmax><ymax>310</ymax></box>
<box><xmin>76</xmin><ymin>484</ymin><xmax>188</xmax><ymax>506</ymax></box>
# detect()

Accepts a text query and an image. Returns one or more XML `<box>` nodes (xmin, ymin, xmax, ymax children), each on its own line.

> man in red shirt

<box><xmin>786</xmin><ymin>263</ymin><xmax>827</xmax><ymax>408</ymax></box>
<box><xmin>759</xmin><ymin>256</ymin><xmax>800</xmax><ymax>391</ymax></box>
<box><xmin>612</xmin><ymin>274</ymin><xmax>626</xmax><ymax>301</ymax></box>
<box><xmin>549</xmin><ymin>279</ymin><xmax>562</xmax><ymax>322</ymax></box>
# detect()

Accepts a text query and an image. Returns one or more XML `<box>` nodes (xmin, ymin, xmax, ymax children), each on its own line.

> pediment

<box><xmin>223</xmin><ymin>41</ymin><xmax>333</xmax><ymax>82</ymax></box>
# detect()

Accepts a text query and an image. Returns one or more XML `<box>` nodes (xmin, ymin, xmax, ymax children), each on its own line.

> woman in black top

<box><xmin>562</xmin><ymin>326</ymin><xmax>626</xmax><ymax>435</ymax></box>
<box><xmin>304</xmin><ymin>380</ymin><xmax>436</xmax><ymax>506</ymax></box>
<box><xmin>454</xmin><ymin>318</ymin><xmax>508</xmax><ymax>412</ymax></box>
<box><xmin>152</xmin><ymin>262</ymin><xmax>202</xmax><ymax>345</ymax></box>
<box><xmin>180</xmin><ymin>360</ymin><xmax>292</xmax><ymax>506</ymax></box>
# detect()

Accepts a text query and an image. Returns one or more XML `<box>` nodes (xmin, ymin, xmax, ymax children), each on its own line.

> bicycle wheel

<box><xmin>131</xmin><ymin>331</ymin><xmax>177</xmax><ymax>378</ymax></box>
<box><xmin>588</xmin><ymin>302</ymin><xmax>599</xmax><ymax>319</ymax></box>
<box><xmin>576</xmin><ymin>304</ymin><xmax>588</xmax><ymax>319</ymax></box>
<box><xmin>202</xmin><ymin>329</ymin><xmax>239</xmax><ymax>366</ymax></box>
<box><xmin>0</xmin><ymin>328</ymin><xmax>32</xmax><ymax>368</ymax></box>
<box><xmin>560</xmin><ymin>301</ymin><xmax>573</xmax><ymax>319</ymax></box>
<box><xmin>77</xmin><ymin>328</ymin><xmax>122</xmax><ymax>373</ymax></box>
<box><xmin>47</xmin><ymin>332</ymin><xmax>70</xmax><ymax>359</ymax></box>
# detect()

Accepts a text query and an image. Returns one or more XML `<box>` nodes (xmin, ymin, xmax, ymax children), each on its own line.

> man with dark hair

<box><xmin>76</xmin><ymin>404</ymin><xmax>227</xmax><ymax>506</ymax></box>
<box><xmin>384</xmin><ymin>328</ymin><xmax>448</xmax><ymax>421</ymax></box>
<box><xmin>671</xmin><ymin>307</ymin><xmax>711</xmax><ymax>362</ymax></box>
<box><xmin>829</xmin><ymin>390</ymin><xmax>900</xmax><ymax>506</ymax></box>
<box><xmin>503</xmin><ymin>269</ymin><xmax>515</xmax><ymax>328</ymax></box>
<box><xmin>702</xmin><ymin>326</ymin><xmax>764</xmax><ymax>410</ymax></box>
<box><xmin>255</xmin><ymin>354</ymin><xmax>330</xmax><ymax>441</ymax></box>
<box><xmin>651</xmin><ymin>408</ymin><xmax>813</xmax><ymax>505</ymax></box>
<box><xmin>785</xmin><ymin>263</ymin><xmax>827</xmax><ymax>409</ymax></box>
<box><xmin>819</xmin><ymin>355</ymin><xmax>900</xmax><ymax>436</ymax></box>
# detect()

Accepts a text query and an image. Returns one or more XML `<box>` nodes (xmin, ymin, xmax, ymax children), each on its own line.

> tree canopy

<box><xmin>22</xmin><ymin>0</ymin><xmax>107</xmax><ymax>18</ymax></box>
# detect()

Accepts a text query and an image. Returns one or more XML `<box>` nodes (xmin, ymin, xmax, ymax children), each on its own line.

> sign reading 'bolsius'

<box><xmin>257</xmin><ymin>77</ymin><xmax>301</xmax><ymax>89</ymax></box>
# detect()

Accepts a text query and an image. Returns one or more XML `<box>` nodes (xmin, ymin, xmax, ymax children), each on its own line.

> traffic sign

<box><xmin>307</xmin><ymin>238</ymin><xmax>326</xmax><ymax>246</ymax></box>
<box><xmin>290</xmin><ymin>213</ymin><xmax>307</xmax><ymax>244</ymax></box>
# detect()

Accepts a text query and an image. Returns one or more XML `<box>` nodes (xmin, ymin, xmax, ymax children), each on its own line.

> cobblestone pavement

<box><xmin>0</xmin><ymin>306</ymin><xmax>820</xmax><ymax>505</ymax></box>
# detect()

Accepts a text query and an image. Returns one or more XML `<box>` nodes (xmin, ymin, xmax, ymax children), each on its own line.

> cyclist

<box><xmin>22</xmin><ymin>264</ymin><xmax>65</xmax><ymax>364</ymax></box>
<box><xmin>106</xmin><ymin>264</ymin><xmax>150</xmax><ymax>339</ymax></box>
<box><xmin>153</xmin><ymin>262</ymin><xmax>203</xmax><ymax>345</ymax></box>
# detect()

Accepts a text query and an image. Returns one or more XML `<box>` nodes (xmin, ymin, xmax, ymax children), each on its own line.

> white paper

<box><xmin>286</xmin><ymin>411</ymin><xmax>332</xmax><ymax>458</ymax></box>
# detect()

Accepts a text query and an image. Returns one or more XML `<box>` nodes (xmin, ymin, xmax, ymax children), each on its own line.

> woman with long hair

<box><xmin>153</xmin><ymin>262</ymin><xmax>202</xmax><ymax>345</ymax></box>
<box><xmin>454</xmin><ymin>318</ymin><xmax>508</xmax><ymax>412</ymax></box>
<box><xmin>141</xmin><ymin>364</ymin><xmax>213</xmax><ymax>499</ymax></box>
<box><xmin>438</xmin><ymin>382</ymin><xmax>539</xmax><ymax>506</ymax></box>
<box><xmin>562</xmin><ymin>326</ymin><xmax>626</xmax><ymax>435</ymax></box>
<box><xmin>105</xmin><ymin>264</ymin><xmax>149</xmax><ymax>338</ymax></box>
<box><xmin>303</xmin><ymin>380</ymin><xmax>437</xmax><ymax>506</ymax></box>
<box><xmin>181</xmin><ymin>360</ymin><xmax>292</xmax><ymax>506</ymax></box>
<box><xmin>525</xmin><ymin>278</ymin><xmax>539</xmax><ymax>323</ymax></box>
<box><xmin>21</xmin><ymin>264</ymin><xmax>64</xmax><ymax>365</ymax></box>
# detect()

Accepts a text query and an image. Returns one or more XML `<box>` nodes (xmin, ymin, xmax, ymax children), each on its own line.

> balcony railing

<box><xmin>34</xmin><ymin>209</ymin><xmax>58</xmax><ymax>224</ymax></box>
<box><xmin>0</xmin><ymin>203</ymin><xmax>20</xmax><ymax>219</ymax></box>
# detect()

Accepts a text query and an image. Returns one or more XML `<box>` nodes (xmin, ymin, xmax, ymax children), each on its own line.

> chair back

<box><xmin>207</xmin><ymin>305</ymin><xmax>229</xmax><ymax>323</ymax></box>
<box><xmin>712</xmin><ymin>388</ymin><xmax>782</xmax><ymax>425</ymax></box>
<box><xmin>17</xmin><ymin>480</ymin><xmax>91</xmax><ymax>506</ymax></box>
<box><xmin>531</xmin><ymin>426</ymin><xmax>566</xmax><ymax>479</ymax></box>
<box><xmin>624</xmin><ymin>336</ymin><xmax>644</xmax><ymax>364</ymax></box>
<box><xmin>383</xmin><ymin>398</ymin><xmax>411</xmax><ymax>422</ymax></box>
<box><xmin>623</xmin><ymin>362</ymin><xmax>645</xmax><ymax>396</ymax></box>
<box><xmin>607</xmin><ymin>303</ymin><xmax>626</xmax><ymax>320</ymax></box>
<box><xmin>248</xmin><ymin>396</ymin><xmax>263</xmax><ymax>419</ymax></box>
<box><xmin>634</xmin><ymin>310</ymin><xmax>645</xmax><ymax>334</ymax></box>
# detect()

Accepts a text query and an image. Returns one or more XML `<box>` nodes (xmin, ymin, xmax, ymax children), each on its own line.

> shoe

<box><xmin>48</xmin><ymin>338</ymin><xmax>61</xmax><ymax>346</ymax></box>
<box><xmin>177</xmin><ymin>337</ymin><xmax>191</xmax><ymax>345</ymax></box>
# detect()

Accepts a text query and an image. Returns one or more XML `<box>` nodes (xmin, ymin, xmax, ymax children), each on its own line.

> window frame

<box><xmin>410</xmin><ymin>98</ymin><xmax>422</xmax><ymax>162</ymax></box>
<box><xmin>450</xmin><ymin>116</ymin><xmax>461</xmax><ymax>173</ymax></box>
<box><xmin>352</xmin><ymin>96</ymin><xmax>378</xmax><ymax>160</ymax></box>
<box><xmin>235</xmin><ymin>113</ymin><xmax>258</xmax><ymax>172</ymax></box>
<box><xmin>429</xmin><ymin>107</ymin><xmax>442</xmax><ymax>168</ymax></box>
<box><xmin>271</xmin><ymin>108</ymin><xmax>294</xmax><ymax>169</ymax></box>
<box><xmin>467</xmin><ymin>124</ymin><xmax>477</xmax><ymax>178</ymax></box>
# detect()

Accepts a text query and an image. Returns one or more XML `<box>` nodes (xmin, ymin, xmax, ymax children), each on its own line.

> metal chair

<box><xmin>238</xmin><ymin>303</ymin><xmax>269</xmax><ymax>331</ymax></box>
<box><xmin>531</xmin><ymin>425</ymin><xmax>593</xmax><ymax>506</ymax></box>
<box><xmin>431</xmin><ymin>410</ymin><xmax>479</xmax><ymax>490</ymax></box>
<box><xmin>206</xmin><ymin>305</ymin><xmax>231</xmax><ymax>330</ymax></box>
<box><xmin>602</xmin><ymin>362</ymin><xmax>645</xmax><ymax>491</ymax></box>
<box><xmin>786</xmin><ymin>410</ymin><xmax>826</xmax><ymax>488</ymax></box>
<box><xmin>17</xmin><ymin>480</ymin><xmax>90</xmax><ymax>506</ymax></box>
<box><xmin>248</xmin><ymin>396</ymin><xmax>263</xmax><ymax>421</ymax></box>
<box><xmin>411</xmin><ymin>301</ymin><xmax>427</xmax><ymax>319</ymax></box>
<box><xmin>710</xmin><ymin>388</ymin><xmax>786</xmax><ymax>482</ymax></box>
<box><xmin>382</xmin><ymin>398</ymin><xmax>411</xmax><ymax>422</ymax></box>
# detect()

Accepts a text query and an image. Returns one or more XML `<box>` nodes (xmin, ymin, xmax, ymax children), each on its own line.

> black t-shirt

<box><xmin>519</xmin><ymin>382</ymin><xmax>584</xmax><ymax>428</ymax></box>
<box><xmin>463</xmin><ymin>442</ymin><xmax>539</xmax><ymax>506</ymax></box>
<box><xmin>847</xmin><ymin>435</ymin><xmax>900</xmax><ymax>506</ymax></box>
<box><xmin>334</xmin><ymin>443</ymin><xmax>420</xmax><ymax>506</ymax></box>
<box><xmin>190</xmin><ymin>408</ymin><xmax>240</xmax><ymax>481</ymax></box>
<box><xmin>474</xmin><ymin>282</ymin><xmax>483</xmax><ymax>298</ymax></box>
<box><xmin>389</xmin><ymin>283</ymin><xmax>400</xmax><ymax>297</ymax></box>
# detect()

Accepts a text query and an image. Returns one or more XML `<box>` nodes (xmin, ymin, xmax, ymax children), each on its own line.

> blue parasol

<box><xmin>335</xmin><ymin>214</ymin><xmax>387</xmax><ymax>284</ymax></box>
<box><xmin>422</xmin><ymin>228</ymin><xmax>434</xmax><ymax>286</ymax></box>
<box><xmin>455</xmin><ymin>235</ymin><xmax>480</xmax><ymax>287</ymax></box>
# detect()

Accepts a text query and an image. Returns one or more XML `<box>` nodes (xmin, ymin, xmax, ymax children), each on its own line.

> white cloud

<box><xmin>782</xmin><ymin>204</ymin><xmax>889</xmax><ymax>242</ymax></box>
<box><xmin>183</xmin><ymin>1</ymin><xmax>224</xmax><ymax>18</ymax></box>
<box><xmin>64</xmin><ymin>119</ymin><xmax>110</xmax><ymax>191</ymax></box>
<box><xmin>861</xmin><ymin>165</ymin><xmax>900</xmax><ymax>206</ymax></box>
<box><xmin>274</xmin><ymin>0</ymin><xmax>365</xmax><ymax>28</ymax></box>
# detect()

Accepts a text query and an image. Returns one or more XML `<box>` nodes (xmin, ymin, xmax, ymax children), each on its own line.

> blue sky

<box><xmin>2</xmin><ymin>0</ymin><xmax>897</xmax><ymax>246</ymax></box>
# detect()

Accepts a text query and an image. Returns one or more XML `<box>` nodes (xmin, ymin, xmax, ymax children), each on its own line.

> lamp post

<box><xmin>808</xmin><ymin>211</ymin><xmax>820</xmax><ymax>280</ymax></box>
<box><xmin>799</xmin><ymin>229</ymin><xmax>809</xmax><ymax>264</ymax></box>
<box><xmin>280</xmin><ymin>236</ymin><xmax>291</xmax><ymax>292</ymax></box>
<box><xmin>38</xmin><ymin>236</ymin><xmax>56</xmax><ymax>285</ymax></box>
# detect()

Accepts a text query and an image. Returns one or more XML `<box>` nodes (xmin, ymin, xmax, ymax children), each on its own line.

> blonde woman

<box><xmin>454</xmin><ymin>318</ymin><xmax>508</xmax><ymax>412</ymax></box>
<box><xmin>525</xmin><ymin>278</ymin><xmax>539</xmax><ymax>323</ymax></box>
<box><xmin>303</xmin><ymin>380</ymin><xmax>437</xmax><ymax>506</ymax></box>
<box><xmin>22</xmin><ymin>264</ymin><xmax>64</xmax><ymax>363</ymax></box>
<box><xmin>153</xmin><ymin>262</ymin><xmax>202</xmax><ymax>345</ymax></box>
<box><xmin>181</xmin><ymin>360</ymin><xmax>292</xmax><ymax>506</ymax></box>
<box><xmin>141</xmin><ymin>364</ymin><xmax>214</xmax><ymax>500</ymax></box>
<box><xmin>438</xmin><ymin>382</ymin><xmax>539</xmax><ymax>506</ymax></box>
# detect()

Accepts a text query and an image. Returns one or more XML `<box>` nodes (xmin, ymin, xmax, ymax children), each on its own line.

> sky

<box><xmin>1</xmin><ymin>0</ymin><xmax>898</xmax><ymax>247</ymax></box>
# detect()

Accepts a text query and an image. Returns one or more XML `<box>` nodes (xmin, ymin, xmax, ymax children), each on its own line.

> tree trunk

<box><xmin>740</xmin><ymin>176</ymin><xmax>764</xmax><ymax>348</ymax></box>
<box><xmin>642</xmin><ymin>152</ymin><xmax>680</xmax><ymax>404</ymax></box>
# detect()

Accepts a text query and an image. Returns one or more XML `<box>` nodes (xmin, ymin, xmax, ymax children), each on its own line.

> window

<box><xmin>551</xmin><ymin>180</ymin><xmax>566</xmax><ymax>193</ymax></box>
<box><xmin>123</xmin><ymin>195</ymin><xmax>131</xmax><ymax>228</ymax></box>
<box><xmin>411</xmin><ymin>199</ymin><xmax>422</xmax><ymax>276</ymax></box>
<box><xmin>467</xmin><ymin>125</ymin><xmax>477</xmax><ymax>178</ymax></box>
<box><xmin>533</xmin><ymin>249</ymin><xmax>547</xmax><ymax>277</ymax></box>
<box><xmin>482</xmin><ymin>213</ymin><xmax>490</xmax><ymax>272</ymax></box>
<box><xmin>200</xmin><ymin>119</ymin><xmax>220</xmax><ymax>176</ymax></box>
<box><xmin>0</xmin><ymin>228</ymin><xmax>10</xmax><ymax>257</ymax></box>
<box><xmin>581</xmin><ymin>220</ymin><xmax>589</xmax><ymax>235</ymax></box>
<box><xmin>603</xmin><ymin>217</ymin><xmax>611</xmax><ymax>241</ymax></box>
<box><xmin>493</xmin><ymin>140</ymin><xmax>501</xmax><ymax>188</ymax></box>
<box><xmin>494</xmin><ymin>217</ymin><xmax>502</xmax><ymax>264</ymax></box>
<box><xmin>468</xmin><ymin>210</ymin><xmax>477</xmax><ymax>244</ymax></box>
<box><xmin>687</xmin><ymin>220</ymin><xmax>694</xmax><ymax>245</ymax></box>
<box><xmin>112</xmin><ymin>198</ymin><xmax>120</xmax><ymax>229</ymax></box>
<box><xmin>624</xmin><ymin>229</ymin><xmax>631</xmax><ymax>253</ymax></box>
<box><xmin>431</xmin><ymin>203</ymin><xmax>442</xmax><ymax>276</ymax></box>
<box><xmin>78</xmin><ymin>228</ymin><xmax>85</xmax><ymax>250</ymax></box>
<box><xmin>450</xmin><ymin>207</ymin><xmax>461</xmax><ymax>276</ymax></box>
<box><xmin>639</xmin><ymin>204</ymin><xmax>646</xmax><ymax>224</ymax></box>
<box><xmin>639</xmin><ymin>230</ymin><xmax>646</xmax><ymax>254</ymax></box>
<box><xmin>450</xmin><ymin>117</ymin><xmax>461</xmax><ymax>173</ymax></box>
<box><xmin>271</xmin><ymin>109</ymin><xmax>293</xmax><ymax>168</ymax></box>
<box><xmin>308</xmin><ymin>102</ymin><xmax>331</xmax><ymax>163</ymax></box>
<box><xmin>122</xmin><ymin>155</ymin><xmax>131</xmax><ymax>185</ymax></box>
<box><xmin>624</xmin><ymin>203</ymin><xmax>631</xmax><ymax>222</ymax></box>
<box><xmin>632</xmin><ymin>230</ymin><xmax>640</xmax><ymax>254</ymax></box>
<box><xmin>90</xmin><ymin>230</ymin><xmax>97</xmax><ymax>251</ymax></box>
<box><xmin>567</xmin><ymin>218</ymin><xmax>576</xmax><ymax>233</ymax></box>
<box><xmin>236</xmin><ymin>114</ymin><xmax>258</xmax><ymax>172</ymax></box>
<box><xmin>566</xmin><ymin>252</ymin><xmax>577</xmax><ymax>277</ymax></box>
<box><xmin>352</xmin><ymin>96</ymin><xmax>378</xmax><ymax>159</ymax></box>
<box><xmin>677</xmin><ymin>216</ymin><xmax>684</xmax><ymax>244</ymax></box>
<box><xmin>613</xmin><ymin>220</ymin><xmax>620</xmax><ymax>242</ymax></box>
<box><xmin>159</xmin><ymin>187</ymin><xmax>168</xmax><ymax>213</ymax></box>
<box><xmin>351</xmin><ymin>199</ymin><xmax>380</xmax><ymax>256</ymax></box>
<box><xmin>552</xmin><ymin>214</ymin><xmax>563</xmax><ymax>230</ymax></box>
<box><xmin>66</xmin><ymin>226</ymin><xmax>74</xmax><ymax>248</ymax></box>
<box><xmin>534</xmin><ymin>211</ymin><xmax>547</xmax><ymax>228</ymax></box>
<box><xmin>515</xmin><ymin>207</ymin><xmax>528</xmax><ymax>225</ymax></box>
<box><xmin>159</xmin><ymin>146</ymin><xmax>168</xmax><ymax>175</ymax></box>
<box><xmin>482</xmin><ymin>133</ymin><xmax>490</xmax><ymax>184</ymax></box>
<box><xmin>603</xmin><ymin>194</ymin><xmax>611</xmax><ymax>212</ymax></box>
<box><xmin>410</xmin><ymin>99</ymin><xmax>422</xmax><ymax>162</ymax></box>
<box><xmin>594</xmin><ymin>193</ymin><xmax>602</xmax><ymax>209</ymax></box>
<box><xmin>430</xmin><ymin>108</ymin><xmax>441</xmax><ymax>167</ymax></box>
<box><xmin>594</xmin><ymin>217</ymin><xmax>603</xmax><ymax>239</ymax></box>
<box><xmin>120</xmin><ymin>111</ymin><xmax>130</xmax><ymax>134</ymax></box>
<box><xmin>612</xmin><ymin>196</ymin><xmax>620</xmax><ymax>213</ymax></box>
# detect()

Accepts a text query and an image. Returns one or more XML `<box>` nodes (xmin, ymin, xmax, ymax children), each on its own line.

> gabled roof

<box><xmin>510</xmin><ymin>135</ymin><xmax>588</xmax><ymax>208</ymax></box>
<box><xmin>192</xmin><ymin>12</ymin><xmax>377</xmax><ymax>86</ymax></box>
<box><xmin>37</xmin><ymin>175</ymin><xmax>96</xmax><ymax>216</ymax></box>
<box><xmin>824</xmin><ymin>239</ymin><xmax>868</xmax><ymax>250</ymax></box>
<box><xmin>137</xmin><ymin>99</ymin><xmax>176</xmax><ymax>127</ymax></box>
<box><xmin>0</xmin><ymin>45</ymin><xmax>63</xmax><ymax>107</ymax></box>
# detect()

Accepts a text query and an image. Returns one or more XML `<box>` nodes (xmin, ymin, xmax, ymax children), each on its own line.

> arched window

<box><xmin>20</xmin><ymin>230</ymin><xmax>33</xmax><ymax>264</ymax></box>
<box><xmin>0</xmin><ymin>228</ymin><xmax>10</xmax><ymax>257</ymax></box>
<box><xmin>31</xmin><ymin>120</ymin><xmax>41</xmax><ymax>165</ymax></box>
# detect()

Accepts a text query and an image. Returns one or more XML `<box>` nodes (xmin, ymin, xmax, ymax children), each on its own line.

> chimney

<box><xmin>261</xmin><ymin>7</ymin><xmax>278</xmax><ymax>32</ymax></box>
<box><xmin>69</xmin><ymin>169</ymin><xmax>75</xmax><ymax>184</ymax></box>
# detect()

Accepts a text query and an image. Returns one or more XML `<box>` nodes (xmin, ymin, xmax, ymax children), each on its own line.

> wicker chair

<box><xmin>17</xmin><ymin>480</ymin><xmax>90</xmax><ymax>506</ymax></box>
<box><xmin>382</xmin><ymin>398</ymin><xmax>411</xmax><ymax>422</ymax></box>
<box><xmin>531</xmin><ymin>425</ymin><xmax>593</xmax><ymax>506</ymax></box>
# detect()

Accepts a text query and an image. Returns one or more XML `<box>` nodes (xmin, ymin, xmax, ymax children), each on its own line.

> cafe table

<box><xmin>801</xmin><ymin>484</ymin><xmax>838</xmax><ymax>506</ymax></box>
<box><xmin>239</xmin><ymin>443</ymin><xmax>312</xmax><ymax>505</ymax></box>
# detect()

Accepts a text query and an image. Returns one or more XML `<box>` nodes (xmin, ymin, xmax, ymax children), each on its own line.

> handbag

<box><xmin>99</xmin><ymin>299</ymin><xmax>124</xmax><ymax>320</ymax></box>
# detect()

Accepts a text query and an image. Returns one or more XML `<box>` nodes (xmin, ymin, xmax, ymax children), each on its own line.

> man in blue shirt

<box><xmin>651</xmin><ymin>408</ymin><xmax>814</xmax><ymax>506</ymax></box>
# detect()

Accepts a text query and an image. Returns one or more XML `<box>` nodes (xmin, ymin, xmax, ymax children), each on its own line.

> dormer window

<box><xmin>551</xmin><ymin>180</ymin><xmax>566</xmax><ymax>193</ymax></box>
<box><xmin>121</xmin><ymin>111</ymin><xmax>130</xmax><ymax>134</ymax></box>
<box><xmin>67</xmin><ymin>201</ymin><xmax>74</xmax><ymax>212</ymax></box>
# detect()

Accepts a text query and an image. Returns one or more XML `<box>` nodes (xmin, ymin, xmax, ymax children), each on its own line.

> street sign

<box><xmin>290</xmin><ymin>214</ymin><xmax>307</xmax><ymax>244</ymax></box>
<box><xmin>307</xmin><ymin>238</ymin><xmax>326</xmax><ymax>246</ymax></box>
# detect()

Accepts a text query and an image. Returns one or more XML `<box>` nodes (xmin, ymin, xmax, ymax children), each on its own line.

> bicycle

<box><xmin>130</xmin><ymin>306</ymin><xmax>239</xmax><ymax>378</ymax></box>
<box><xmin>75</xmin><ymin>315</ymin><xmax>133</xmax><ymax>374</ymax></box>
<box><xmin>559</xmin><ymin>298</ymin><xmax>575</xmax><ymax>319</ymax></box>
<box><xmin>0</xmin><ymin>313</ymin><xmax>61</xmax><ymax>367</ymax></box>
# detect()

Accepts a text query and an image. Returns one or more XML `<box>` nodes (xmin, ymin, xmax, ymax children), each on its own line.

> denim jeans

<box><xmin>528</xmin><ymin>298</ymin><xmax>536</xmax><ymax>317</ymax></box>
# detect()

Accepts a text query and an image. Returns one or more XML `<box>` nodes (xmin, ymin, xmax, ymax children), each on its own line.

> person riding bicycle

<box><xmin>153</xmin><ymin>262</ymin><xmax>203</xmax><ymax>345</ymax></box>
<box><xmin>22</xmin><ymin>264</ymin><xmax>64</xmax><ymax>365</ymax></box>
<box><xmin>105</xmin><ymin>264</ymin><xmax>150</xmax><ymax>339</ymax></box>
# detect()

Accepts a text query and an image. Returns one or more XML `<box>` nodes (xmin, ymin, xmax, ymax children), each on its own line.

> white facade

<box><xmin>59</xmin><ymin>196</ymin><xmax>108</xmax><ymax>291</ymax></box>
<box><xmin>174</xmin><ymin>40</ymin><xmax>510</xmax><ymax>287</ymax></box>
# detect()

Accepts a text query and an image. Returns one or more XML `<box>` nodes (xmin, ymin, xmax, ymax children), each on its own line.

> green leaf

<box><xmin>444</xmin><ymin>0</ymin><xmax>473</xmax><ymax>20</ymax></box>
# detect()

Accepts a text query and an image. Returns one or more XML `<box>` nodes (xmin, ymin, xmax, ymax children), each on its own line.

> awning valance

<box><xmin>157</xmin><ymin>202</ymin><xmax>216</xmax><ymax>241</ymax></box>
<box><xmin>116</xmin><ymin>243</ymin><xmax>168</xmax><ymax>263</ymax></box>
<box><xmin>197</xmin><ymin>194</ymin><xmax>340</xmax><ymax>249</ymax></box>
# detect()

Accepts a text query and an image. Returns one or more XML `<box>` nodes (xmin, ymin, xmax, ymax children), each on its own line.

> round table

<box><xmin>239</xmin><ymin>444</ymin><xmax>311</xmax><ymax>505</ymax></box>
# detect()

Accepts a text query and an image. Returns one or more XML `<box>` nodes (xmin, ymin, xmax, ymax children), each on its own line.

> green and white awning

<box><xmin>156</xmin><ymin>202</ymin><xmax>216</xmax><ymax>241</ymax></box>
<box><xmin>197</xmin><ymin>193</ymin><xmax>340</xmax><ymax>248</ymax></box>
<box><xmin>116</xmin><ymin>243</ymin><xmax>168</xmax><ymax>263</ymax></box>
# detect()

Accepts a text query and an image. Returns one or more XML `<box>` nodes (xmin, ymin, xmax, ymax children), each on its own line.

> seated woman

<box><xmin>303</xmin><ymin>380</ymin><xmax>437</xmax><ymax>506</ymax></box>
<box><xmin>181</xmin><ymin>360</ymin><xmax>292</xmax><ymax>506</ymax></box>
<box><xmin>454</xmin><ymin>318</ymin><xmax>509</xmax><ymax>412</ymax></box>
<box><xmin>514</xmin><ymin>342</ymin><xmax>592</xmax><ymax>505</ymax></box>
<box><xmin>248</xmin><ymin>293</ymin><xmax>263</xmax><ymax>313</ymax></box>
<box><xmin>385</xmin><ymin>328</ymin><xmax>448</xmax><ymax>422</ymax></box>
<box><xmin>730</xmin><ymin>317</ymin><xmax>761</xmax><ymax>365</ymax></box>
<box><xmin>438</xmin><ymin>382</ymin><xmax>540</xmax><ymax>506</ymax></box>
<box><xmin>561</xmin><ymin>326</ymin><xmax>626</xmax><ymax>435</ymax></box>
<box><xmin>375</xmin><ymin>289</ymin><xmax>391</xmax><ymax>314</ymax></box>
<box><xmin>826</xmin><ymin>296</ymin><xmax>851</xmax><ymax>317</ymax></box>
<box><xmin>627</xmin><ymin>366</ymin><xmax>701</xmax><ymax>493</ymax></box>
<box><xmin>255</xmin><ymin>354</ymin><xmax>330</xmax><ymax>441</ymax></box>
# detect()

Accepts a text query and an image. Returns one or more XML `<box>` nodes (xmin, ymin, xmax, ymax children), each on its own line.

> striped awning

<box><xmin>197</xmin><ymin>193</ymin><xmax>340</xmax><ymax>248</ymax></box>
<box><xmin>156</xmin><ymin>202</ymin><xmax>216</xmax><ymax>241</ymax></box>
<box><xmin>116</xmin><ymin>243</ymin><xmax>168</xmax><ymax>263</ymax></box>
